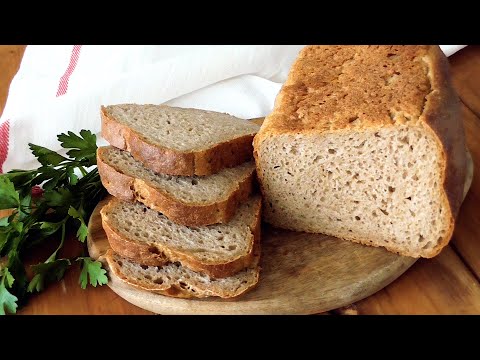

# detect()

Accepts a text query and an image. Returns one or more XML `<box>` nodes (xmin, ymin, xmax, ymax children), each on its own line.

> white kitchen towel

<box><xmin>0</xmin><ymin>45</ymin><xmax>466</xmax><ymax>173</ymax></box>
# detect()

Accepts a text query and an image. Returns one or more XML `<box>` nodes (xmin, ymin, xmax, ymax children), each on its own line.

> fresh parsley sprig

<box><xmin>0</xmin><ymin>130</ymin><xmax>108</xmax><ymax>314</ymax></box>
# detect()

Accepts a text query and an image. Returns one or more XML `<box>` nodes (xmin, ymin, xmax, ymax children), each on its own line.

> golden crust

<box><xmin>100</xmin><ymin>197</ymin><xmax>262</xmax><ymax>279</ymax></box>
<box><xmin>96</xmin><ymin>147</ymin><xmax>254</xmax><ymax>226</ymax></box>
<box><xmin>258</xmin><ymin>46</ymin><xmax>433</xmax><ymax>133</ymax></box>
<box><xmin>417</xmin><ymin>46</ymin><xmax>466</xmax><ymax>256</ymax></box>
<box><xmin>101</xmin><ymin>106</ymin><xmax>256</xmax><ymax>176</ymax></box>
<box><xmin>254</xmin><ymin>45</ymin><xmax>466</xmax><ymax>258</ymax></box>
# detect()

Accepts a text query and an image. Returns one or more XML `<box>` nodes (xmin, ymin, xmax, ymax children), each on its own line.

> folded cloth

<box><xmin>441</xmin><ymin>45</ymin><xmax>467</xmax><ymax>57</ymax></box>
<box><xmin>0</xmin><ymin>45</ymin><xmax>466</xmax><ymax>173</ymax></box>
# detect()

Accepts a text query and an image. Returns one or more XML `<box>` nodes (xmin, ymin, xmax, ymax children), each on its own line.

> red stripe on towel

<box><xmin>56</xmin><ymin>45</ymin><xmax>82</xmax><ymax>97</ymax></box>
<box><xmin>0</xmin><ymin>120</ymin><xmax>10</xmax><ymax>173</ymax></box>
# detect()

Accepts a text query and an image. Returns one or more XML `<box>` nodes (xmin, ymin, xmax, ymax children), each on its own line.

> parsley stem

<box><xmin>52</xmin><ymin>222</ymin><xmax>66</xmax><ymax>261</ymax></box>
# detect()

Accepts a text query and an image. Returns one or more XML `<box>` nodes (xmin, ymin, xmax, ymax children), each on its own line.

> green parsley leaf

<box><xmin>0</xmin><ymin>225</ymin><xmax>13</xmax><ymax>254</ymax></box>
<box><xmin>1</xmin><ymin>221</ymin><xmax>24</xmax><ymax>256</ymax></box>
<box><xmin>44</xmin><ymin>188</ymin><xmax>73</xmax><ymax>207</ymax></box>
<box><xmin>42</xmin><ymin>175</ymin><xmax>64</xmax><ymax>191</ymax></box>
<box><xmin>27</xmin><ymin>219</ymin><xmax>66</xmax><ymax>250</ymax></box>
<box><xmin>0</xmin><ymin>177</ymin><xmax>20</xmax><ymax>210</ymax></box>
<box><xmin>7</xmin><ymin>251</ymin><xmax>27</xmax><ymax>292</ymax></box>
<box><xmin>0</xmin><ymin>278</ymin><xmax>18</xmax><ymax>315</ymax></box>
<box><xmin>58</xmin><ymin>130</ymin><xmax>97</xmax><ymax>166</ymax></box>
<box><xmin>27</xmin><ymin>259</ymin><xmax>71</xmax><ymax>293</ymax></box>
<box><xmin>66</xmin><ymin>167</ymin><xmax>79</xmax><ymax>185</ymax></box>
<box><xmin>4</xmin><ymin>169</ymin><xmax>37</xmax><ymax>193</ymax></box>
<box><xmin>11</xmin><ymin>221</ymin><xmax>24</xmax><ymax>234</ymax></box>
<box><xmin>33</xmin><ymin>166</ymin><xmax>63</xmax><ymax>187</ymax></box>
<box><xmin>18</xmin><ymin>193</ymin><xmax>32</xmax><ymax>221</ymax></box>
<box><xmin>3</xmin><ymin>268</ymin><xmax>15</xmax><ymax>288</ymax></box>
<box><xmin>28</xmin><ymin>222</ymin><xmax>70</xmax><ymax>293</ymax></box>
<box><xmin>0</xmin><ymin>217</ymin><xmax>9</xmax><ymax>227</ymax></box>
<box><xmin>29</xmin><ymin>143</ymin><xmax>67</xmax><ymax>166</ymax></box>
<box><xmin>36</xmin><ymin>221</ymin><xmax>65</xmax><ymax>237</ymax></box>
<box><xmin>0</xmin><ymin>268</ymin><xmax>18</xmax><ymax>315</ymax></box>
<box><xmin>68</xmin><ymin>206</ymin><xmax>88</xmax><ymax>242</ymax></box>
<box><xmin>77</xmin><ymin>257</ymin><xmax>108</xmax><ymax>289</ymax></box>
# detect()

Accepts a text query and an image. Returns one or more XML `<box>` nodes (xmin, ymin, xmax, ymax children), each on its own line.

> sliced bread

<box><xmin>101</xmin><ymin>104</ymin><xmax>260</xmax><ymax>176</ymax></box>
<box><xmin>104</xmin><ymin>249</ymin><xmax>260</xmax><ymax>299</ymax></box>
<box><xmin>97</xmin><ymin>146</ymin><xmax>255</xmax><ymax>226</ymax></box>
<box><xmin>254</xmin><ymin>45</ymin><xmax>466</xmax><ymax>258</ymax></box>
<box><xmin>100</xmin><ymin>195</ymin><xmax>262</xmax><ymax>278</ymax></box>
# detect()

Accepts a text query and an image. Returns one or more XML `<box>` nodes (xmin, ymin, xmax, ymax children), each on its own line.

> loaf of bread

<box><xmin>101</xmin><ymin>104</ymin><xmax>260</xmax><ymax>176</ymax></box>
<box><xmin>100</xmin><ymin>196</ymin><xmax>261</xmax><ymax>278</ymax></box>
<box><xmin>97</xmin><ymin>146</ymin><xmax>255</xmax><ymax>226</ymax></box>
<box><xmin>253</xmin><ymin>45</ymin><xmax>466</xmax><ymax>258</ymax></box>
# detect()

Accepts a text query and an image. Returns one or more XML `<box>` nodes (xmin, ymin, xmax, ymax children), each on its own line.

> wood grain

<box><xmin>450</xmin><ymin>45</ymin><xmax>480</xmax><ymax>117</ymax></box>
<box><xmin>0</xmin><ymin>45</ymin><xmax>26</xmax><ymax>116</ymax></box>
<box><xmin>355</xmin><ymin>246</ymin><xmax>480</xmax><ymax>314</ymax></box>
<box><xmin>447</xmin><ymin>46</ymin><xmax>480</xmax><ymax>281</ymax></box>
<box><xmin>451</xmin><ymin>105</ymin><xmax>480</xmax><ymax>279</ymax></box>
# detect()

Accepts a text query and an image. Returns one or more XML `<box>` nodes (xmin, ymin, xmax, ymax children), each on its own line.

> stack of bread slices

<box><xmin>97</xmin><ymin>104</ymin><xmax>262</xmax><ymax>299</ymax></box>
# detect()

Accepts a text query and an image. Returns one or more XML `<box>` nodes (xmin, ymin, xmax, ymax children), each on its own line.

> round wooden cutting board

<box><xmin>87</xmin><ymin>151</ymin><xmax>473</xmax><ymax>315</ymax></box>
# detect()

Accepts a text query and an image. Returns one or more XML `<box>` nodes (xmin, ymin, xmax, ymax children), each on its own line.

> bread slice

<box><xmin>101</xmin><ymin>104</ymin><xmax>260</xmax><ymax>176</ymax></box>
<box><xmin>254</xmin><ymin>45</ymin><xmax>466</xmax><ymax>258</ymax></box>
<box><xmin>97</xmin><ymin>146</ymin><xmax>255</xmax><ymax>226</ymax></box>
<box><xmin>100</xmin><ymin>195</ymin><xmax>262</xmax><ymax>278</ymax></box>
<box><xmin>104</xmin><ymin>249</ymin><xmax>260</xmax><ymax>299</ymax></box>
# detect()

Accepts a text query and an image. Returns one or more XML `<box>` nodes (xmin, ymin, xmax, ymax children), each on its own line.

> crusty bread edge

<box><xmin>97</xmin><ymin>147</ymin><xmax>254</xmax><ymax>226</ymax></box>
<box><xmin>104</xmin><ymin>248</ymin><xmax>261</xmax><ymax>299</ymax></box>
<box><xmin>100</xmin><ymin>214</ymin><xmax>169</xmax><ymax>266</ymax></box>
<box><xmin>253</xmin><ymin>45</ymin><xmax>466</xmax><ymax>258</ymax></box>
<box><xmin>100</xmin><ymin>196</ymin><xmax>262</xmax><ymax>278</ymax></box>
<box><xmin>101</xmin><ymin>105</ymin><xmax>258</xmax><ymax>176</ymax></box>
<box><xmin>103</xmin><ymin>249</ymin><xmax>206</xmax><ymax>299</ymax></box>
<box><xmin>416</xmin><ymin>46</ymin><xmax>466</xmax><ymax>257</ymax></box>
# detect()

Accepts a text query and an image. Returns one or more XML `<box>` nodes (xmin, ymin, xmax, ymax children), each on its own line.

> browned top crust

<box><xmin>260</xmin><ymin>46</ymin><xmax>443</xmax><ymax>132</ymax></box>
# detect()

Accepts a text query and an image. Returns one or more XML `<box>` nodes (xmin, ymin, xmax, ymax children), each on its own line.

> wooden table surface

<box><xmin>1</xmin><ymin>45</ymin><xmax>479</xmax><ymax>315</ymax></box>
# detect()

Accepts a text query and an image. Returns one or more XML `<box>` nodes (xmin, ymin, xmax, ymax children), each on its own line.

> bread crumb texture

<box><xmin>104</xmin><ymin>104</ymin><xmax>259</xmax><ymax>152</ymax></box>
<box><xmin>107</xmin><ymin>251</ymin><xmax>259</xmax><ymax>299</ymax></box>
<box><xmin>100</xmin><ymin>146</ymin><xmax>254</xmax><ymax>204</ymax></box>
<box><xmin>102</xmin><ymin>197</ymin><xmax>259</xmax><ymax>265</ymax></box>
<box><xmin>255</xmin><ymin>45</ymin><xmax>460</xmax><ymax>258</ymax></box>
